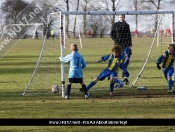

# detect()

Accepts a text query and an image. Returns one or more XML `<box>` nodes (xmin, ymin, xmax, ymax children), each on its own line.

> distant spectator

<box><xmin>134</xmin><ymin>29</ymin><xmax>138</xmax><ymax>37</ymax></box>
<box><xmin>164</xmin><ymin>29</ymin><xmax>166</xmax><ymax>36</ymax></box>
<box><xmin>35</xmin><ymin>31</ymin><xmax>38</xmax><ymax>39</ymax></box>
<box><xmin>87</xmin><ymin>30</ymin><xmax>91</xmax><ymax>38</ymax></box>
<box><xmin>166</xmin><ymin>27</ymin><xmax>170</xmax><ymax>37</ymax></box>
<box><xmin>51</xmin><ymin>29</ymin><xmax>55</xmax><ymax>39</ymax></box>
<box><xmin>159</xmin><ymin>29</ymin><xmax>164</xmax><ymax>37</ymax></box>
<box><xmin>47</xmin><ymin>29</ymin><xmax>51</xmax><ymax>38</ymax></box>
<box><xmin>150</xmin><ymin>28</ymin><xmax>154</xmax><ymax>37</ymax></box>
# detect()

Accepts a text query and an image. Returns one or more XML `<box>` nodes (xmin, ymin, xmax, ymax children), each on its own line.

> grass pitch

<box><xmin>0</xmin><ymin>37</ymin><xmax>175</xmax><ymax>131</ymax></box>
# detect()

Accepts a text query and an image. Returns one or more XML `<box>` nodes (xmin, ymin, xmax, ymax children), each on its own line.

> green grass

<box><xmin>0</xmin><ymin>37</ymin><xmax>175</xmax><ymax>131</ymax></box>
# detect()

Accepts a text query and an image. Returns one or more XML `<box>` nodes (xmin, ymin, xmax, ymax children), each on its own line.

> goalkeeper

<box><xmin>80</xmin><ymin>45</ymin><xmax>129</xmax><ymax>97</ymax></box>
<box><xmin>110</xmin><ymin>14</ymin><xmax>132</xmax><ymax>75</ymax></box>
<box><xmin>59</xmin><ymin>43</ymin><xmax>90</xmax><ymax>99</ymax></box>
<box><xmin>156</xmin><ymin>44</ymin><xmax>175</xmax><ymax>93</ymax></box>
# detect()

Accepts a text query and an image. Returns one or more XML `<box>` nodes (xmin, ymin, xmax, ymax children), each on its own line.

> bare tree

<box><xmin>133</xmin><ymin>0</ymin><xmax>138</xmax><ymax>30</ymax></box>
<box><xmin>1</xmin><ymin>0</ymin><xmax>28</xmax><ymax>24</ymax></box>
<box><xmin>96</xmin><ymin>0</ymin><xmax>122</xmax><ymax>26</ymax></box>
<box><xmin>139</xmin><ymin>0</ymin><xmax>165</xmax><ymax>31</ymax></box>
<box><xmin>81</xmin><ymin>0</ymin><xmax>88</xmax><ymax>38</ymax></box>
<box><xmin>129</xmin><ymin>0</ymin><xmax>144</xmax><ymax>31</ymax></box>
<box><xmin>73</xmin><ymin>0</ymin><xmax>80</xmax><ymax>38</ymax></box>
<box><xmin>0</xmin><ymin>11</ymin><xmax>5</xmax><ymax>36</ymax></box>
<box><xmin>111</xmin><ymin>0</ymin><xmax>121</xmax><ymax>25</ymax></box>
<box><xmin>0</xmin><ymin>0</ymin><xmax>33</xmax><ymax>38</ymax></box>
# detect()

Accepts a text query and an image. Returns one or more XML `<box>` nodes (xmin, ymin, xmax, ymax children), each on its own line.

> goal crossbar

<box><xmin>50</xmin><ymin>10</ymin><xmax>174</xmax><ymax>15</ymax></box>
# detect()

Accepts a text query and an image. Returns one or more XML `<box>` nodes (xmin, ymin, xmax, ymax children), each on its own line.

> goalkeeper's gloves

<box><xmin>97</xmin><ymin>59</ymin><xmax>102</xmax><ymax>63</ymax></box>
<box><xmin>157</xmin><ymin>64</ymin><xmax>161</xmax><ymax>70</ymax></box>
<box><xmin>123</xmin><ymin>77</ymin><xmax>129</xmax><ymax>85</ymax></box>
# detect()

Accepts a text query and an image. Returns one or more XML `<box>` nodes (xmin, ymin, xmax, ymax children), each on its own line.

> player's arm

<box><xmin>59</xmin><ymin>54</ymin><xmax>72</xmax><ymax>63</ymax></box>
<box><xmin>156</xmin><ymin>53</ymin><xmax>166</xmax><ymax>69</ymax></box>
<box><xmin>97</xmin><ymin>54</ymin><xmax>111</xmax><ymax>63</ymax></box>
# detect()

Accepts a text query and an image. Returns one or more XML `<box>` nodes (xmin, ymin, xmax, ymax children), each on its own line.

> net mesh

<box><xmin>23</xmin><ymin>13</ymin><xmax>173</xmax><ymax>96</ymax></box>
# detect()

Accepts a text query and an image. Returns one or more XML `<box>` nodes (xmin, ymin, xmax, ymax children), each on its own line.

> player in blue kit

<box><xmin>80</xmin><ymin>45</ymin><xmax>129</xmax><ymax>96</ymax></box>
<box><xmin>156</xmin><ymin>44</ymin><xmax>175</xmax><ymax>93</ymax></box>
<box><xmin>59</xmin><ymin>43</ymin><xmax>90</xmax><ymax>99</ymax></box>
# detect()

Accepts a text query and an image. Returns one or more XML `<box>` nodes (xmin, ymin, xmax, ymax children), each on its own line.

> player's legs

<box><xmin>80</xmin><ymin>82</ymin><xmax>90</xmax><ymax>98</ymax></box>
<box><xmin>163</xmin><ymin>68</ymin><xmax>168</xmax><ymax>80</ymax></box>
<box><xmin>80</xmin><ymin>82</ymin><xmax>87</xmax><ymax>95</ymax></box>
<box><xmin>122</xmin><ymin>47</ymin><xmax>131</xmax><ymax>77</ymax></box>
<box><xmin>65</xmin><ymin>80</ymin><xmax>72</xmax><ymax>99</ymax></box>
<box><xmin>66</xmin><ymin>78</ymin><xmax>88</xmax><ymax>99</ymax></box>
<box><xmin>108</xmin><ymin>72</ymin><xmax>117</xmax><ymax>96</ymax></box>
<box><xmin>166</xmin><ymin>68</ymin><xmax>174</xmax><ymax>92</ymax></box>
<box><xmin>109</xmin><ymin>76</ymin><xmax>115</xmax><ymax>96</ymax></box>
<box><xmin>86</xmin><ymin>77</ymin><xmax>99</xmax><ymax>91</ymax></box>
<box><xmin>86</xmin><ymin>68</ymin><xmax>110</xmax><ymax>91</ymax></box>
<box><xmin>80</xmin><ymin>78</ymin><xmax>90</xmax><ymax>98</ymax></box>
<box><xmin>122</xmin><ymin>47</ymin><xmax>131</xmax><ymax>67</ymax></box>
<box><xmin>114</xmin><ymin>77</ymin><xmax>123</xmax><ymax>88</ymax></box>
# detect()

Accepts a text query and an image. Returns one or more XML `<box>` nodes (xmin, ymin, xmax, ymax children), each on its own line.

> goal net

<box><xmin>22</xmin><ymin>11</ymin><xmax>175</xmax><ymax>97</ymax></box>
<box><xmin>1</xmin><ymin>23</ymin><xmax>44</xmax><ymax>39</ymax></box>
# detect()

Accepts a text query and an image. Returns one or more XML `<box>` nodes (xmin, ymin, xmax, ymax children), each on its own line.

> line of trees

<box><xmin>0</xmin><ymin>0</ymin><xmax>175</xmax><ymax>39</ymax></box>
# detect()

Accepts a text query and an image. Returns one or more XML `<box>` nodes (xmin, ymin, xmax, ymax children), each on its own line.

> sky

<box><xmin>0</xmin><ymin>0</ymin><xmax>174</xmax><ymax>32</ymax></box>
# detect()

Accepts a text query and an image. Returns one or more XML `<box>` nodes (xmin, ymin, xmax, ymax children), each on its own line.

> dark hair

<box><xmin>169</xmin><ymin>44</ymin><xmax>175</xmax><ymax>52</ymax></box>
<box><xmin>119</xmin><ymin>14</ymin><xmax>125</xmax><ymax>18</ymax></box>
<box><xmin>112</xmin><ymin>45</ymin><xmax>122</xmax><ymax>54</ymax></box>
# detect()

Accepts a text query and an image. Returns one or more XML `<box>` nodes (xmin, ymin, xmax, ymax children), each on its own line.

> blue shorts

<box><xmin>97</xmin><ymin>68</ymin><xmax>117</xmax><ymax>81</ymax></box>
<box><xmin>162</xmin><ymin>67</ymin><xmax>174</xmax><ymax>79</ymax></box>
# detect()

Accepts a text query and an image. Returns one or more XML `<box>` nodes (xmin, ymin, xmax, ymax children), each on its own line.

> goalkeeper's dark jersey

<box><xmin>110</xmin><ymin>21</ymin><xmax>132</xmax><ymax>48</ymax></box>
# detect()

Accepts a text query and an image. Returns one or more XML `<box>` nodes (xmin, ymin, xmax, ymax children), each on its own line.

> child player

<box><xmin>59</xmin><ymin>43</ymin><xmax>90</xmax><ymax>99</ymax></box>
<box><xmin>156</xmin><ymin>44</ymin><xmax>175</xmax><ymax>93</ymax></box>
<box><xmin>80</xmin><ymin>45</ymin><xmax>129</xmax><ymax>96</ymax></box>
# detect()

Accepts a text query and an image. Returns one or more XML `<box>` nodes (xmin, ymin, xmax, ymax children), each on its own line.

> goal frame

<box><xmin>22</xmin><ymin>11</ymin><xmax>175</xmax><ymax>96</ymax></box>
<box><xmin>1</xmin><ymin>23</ymin><xmax>44</xmax><ymax>39</ymax></box>
<box><xmin>56</xmin><ymin>11</ymin><xmax>175</xmax><ymax>97</ymax></box>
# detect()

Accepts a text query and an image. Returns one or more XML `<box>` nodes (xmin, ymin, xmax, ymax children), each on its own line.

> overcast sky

<box><xmin>0</xmin><ymin>0</ymin><xmax>174</xmax><ymax>32</ymax></box>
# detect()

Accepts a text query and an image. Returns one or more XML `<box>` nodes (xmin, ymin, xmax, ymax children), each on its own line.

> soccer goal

<box><xmin>22</xmin><ymin>11</ymin><xmax>175</xmax><ymax>97</ymax></box>
<box><xmin>1</xmin><ymin>23</ymin><xmax>44</xmax><ymax>39</ymax></box>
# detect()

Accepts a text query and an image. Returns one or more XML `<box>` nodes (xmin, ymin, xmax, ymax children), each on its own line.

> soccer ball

<box><xmin>52</xmin><ymin>85</ymin><xmax>60</xmax><ymax>93</ymax></box>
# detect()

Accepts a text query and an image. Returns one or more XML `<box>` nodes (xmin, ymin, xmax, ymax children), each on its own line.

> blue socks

<box><xmin>110</xmin><ymin>82</ymin><xmax>114</xmax><ymax>92</ymax></box>
<box><xmin>168</xmin><ymin>80</ymin><xmax>172</xmax><ymax>90</ymax></box>
<box><xmin>86</xmin><ymin>81</ymin><xmax>95</xmax><ymax>91</ymax></box>
<box><xmin>86</xmin><ymin>81</ymin><xmax>115</xmax><ymax>92</ymax></box>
